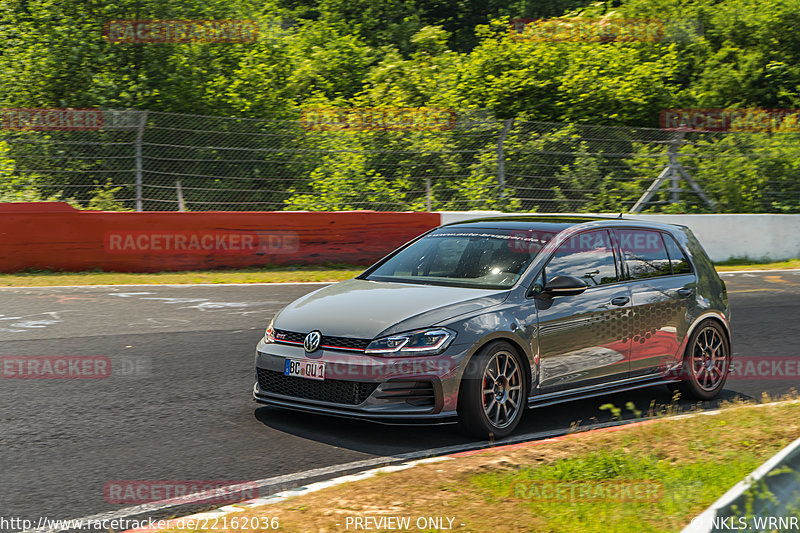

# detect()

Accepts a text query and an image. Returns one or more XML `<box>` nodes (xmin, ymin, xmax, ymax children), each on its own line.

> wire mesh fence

<box><xmin>2</xmin><ymin>108</ymin><xmax>799</xmax><ymax>213</ymax></box>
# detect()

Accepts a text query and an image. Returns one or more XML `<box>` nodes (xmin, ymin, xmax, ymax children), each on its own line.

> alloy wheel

<box><xmin>481</xmin><ymin>350</ymin><xmax>523</xmax><ymax>428</ymax></box>
<box><xmin>691</xmin><ymin>326</ymin><xmax>729</xmax><ymax>391</ymax></box>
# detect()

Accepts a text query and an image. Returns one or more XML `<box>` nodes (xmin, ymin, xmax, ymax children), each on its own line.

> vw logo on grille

<box><xmin>304</xmin><ymin>330</ymin><xmax>322</xmax><ymax>353</ymax></box>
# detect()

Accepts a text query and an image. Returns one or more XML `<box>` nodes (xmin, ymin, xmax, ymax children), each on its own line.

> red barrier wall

<box><xmin>0</xmin><ymin>203</ymin><xmax>441</xmax><ymax>273</ymax></box>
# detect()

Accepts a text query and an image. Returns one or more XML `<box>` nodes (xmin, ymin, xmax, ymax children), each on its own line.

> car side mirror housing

<box><xmin>543</xmin><ymin>275</ymin><xmax>589</xmax><ymax>297</ymax></box>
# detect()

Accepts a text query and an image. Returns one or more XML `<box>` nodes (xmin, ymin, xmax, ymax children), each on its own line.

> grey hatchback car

<box><xmin>253</xmin><ymin>216</ymin><xmax>731</xmax><ymax>438</ymax></box>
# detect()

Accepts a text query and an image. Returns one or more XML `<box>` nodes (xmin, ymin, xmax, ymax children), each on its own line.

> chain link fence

<box><xmin>2</xmin><ymin>109</ymin><xmax>799</xmax><ymax>213</ymax></box>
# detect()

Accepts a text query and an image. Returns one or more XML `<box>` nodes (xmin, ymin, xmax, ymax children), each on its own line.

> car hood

<box><xmin>274</xmin><ymin>278</ymin><xmax>509</xmax><ymax>339</ymax></box>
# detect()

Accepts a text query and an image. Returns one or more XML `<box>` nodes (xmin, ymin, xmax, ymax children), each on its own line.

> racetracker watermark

<box><xmin>512</xmin><ymin>480</ymin><xmax>663</xmax><ymax>502</ymax></box>
<box><xmin>660</xmin><ymin>108</ymin><xmax>800</xmax><ymax>132</ymax></box>
<box><xmin>507</xmin><ymin>228</ymin><xmax>668</xmax><ymax>254</ymax></box>
<box><xmin>104</xmin><ymin>230</ymin><xmax>299</xmax><ymax>255</ymax></box>
<box><xmin>1</xmin><ymin>108</ymin><xmax>102</xmax><ymax>131</ymax></box>
<box><xmin>0</xmin><ymin>516</ymin><xmax>278</xmax><ymax>532</ymax></box>
<box><xmin>322</xmin><ymin>359</ymin><xmax>455</xmax><ymax>380</ymax></box>
<box><xmin>0</xmin><ymin>355</ymin><xmax>152</xmax><ymax>379</ymax></box>
<box><xmin>664</xmin><ymin>356</ymin><xmax>800</xmax><ymax>381</ymax></box>
<box><xmin>511</xmin><ymin>17</ymin><xmax>663</xmax><ymax>42</ymax></box>
<box><xmin>104</xmin><ymin>19</ymin><xmax>259</xmax><ymax>43</ymax></box>
<box><xmin>104</xmin><ymin>480</ymin><xmax>258</xmax><ymax>505</ymax></box>
<box><xmin>729</xmin><ymin>356</ymin><xmax>800</xmax><ymax>380</ymax></box>
<box><xmin>510</xmin><ymin>17</ymin><xmax>702</xmax><ymax>43</ymax></box>
<box><xmin>1</xmin><ymin>356</ymin><xmax>110</xmax><ymax>379</ymax></box>
<box><xmin>300</xmin><ymin>107</ymin><xmax>457</xmax><ymax>132</ymax></box>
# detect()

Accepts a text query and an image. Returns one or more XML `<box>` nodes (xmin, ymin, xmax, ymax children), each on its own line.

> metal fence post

<box><xmin>176</xmin><ymin>180</ymin><xmax>185</xmax><ymax>212</ymax></box>
<box><xmin>630</xmin><ymin>131</ymin><xmax>714</xmax><ymax>213</ymax></box>
<box><xmin>497</xmin><ymin>118</ymin><xmax>514</xmax><ymax>203</ymax></box>
<box><xmin>134</xmin><ymin>110</ymin><xmax>148</xmax><ymax>212</ymax></box>
<box><xmin>425</xmin><ymin>176</ymin><xmax>432</xmax><ymax>211</ymax></box>
<box><xmin>668</xmin><ymin>137</ymin><xmax>681</xmax><ymax>205</ymax></box>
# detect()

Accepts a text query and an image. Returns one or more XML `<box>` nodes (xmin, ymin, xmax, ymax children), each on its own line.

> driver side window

<box><xmin>544</xmin><ymin>230</ymin><xmax>618</xmax><ymax>287</ymax></box>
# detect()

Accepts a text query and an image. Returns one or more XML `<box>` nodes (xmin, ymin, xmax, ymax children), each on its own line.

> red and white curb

<box><xmin>114</xmin><ymin>419</ymin><xmax>662</xmax><ymax>533</ymax></box>
<box><xmin>21</xmin><ymin>400</ymin><xmax>798</xmax><ymax>533</ymax></box>
<box><xmin>118</xmin><ymin>400</ymin><xmax>798</xmax><ymax>533</ymax></box>
<box><xmin>121</xmin><ymin>457</ymin><xmax>452</xmax><ymax>532</ymax></box>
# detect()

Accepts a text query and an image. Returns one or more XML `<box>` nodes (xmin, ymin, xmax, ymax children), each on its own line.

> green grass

<box><xmin>157</xmin><ymin>399</ymin><xmax>800</xmax><ymax>533</ymax></box>
<box><xmin>0</xmin><ymin>258</ymin><xmax>797</xmax><ymax>287</ymax></box>
<box><xmin>0</xmin><ymin>264</ymin><xmax>364</xmax><ymax>287</ymax></box>
<box><xmin>465</xmin><ymin>401</ymin><xmax>800</xmax><ymax>532</ymax></box>
<box><xmin>713</xmin><ymin>258</ymin><xmax>800</xmax><ymax>271</ymax></box>
<box><xmin>471</xmin><ymin>448</ymin><xmax>764</xmax><ymax>532</ymax></box>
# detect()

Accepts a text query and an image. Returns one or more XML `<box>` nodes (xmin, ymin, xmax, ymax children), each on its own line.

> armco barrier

<box><xmin>0</xmin><ymin>203</ymin><xmax>440</xmax><ymax>273</ymax></box>
<box><xmin>441</xmin><ymin>212</ymin><xmax>800</xmax><ymax>263</ymax></box>
<box><xmin>682</xmin><ymin>436</ymin><xmax>800</xmax><ymax>532</ymax></box>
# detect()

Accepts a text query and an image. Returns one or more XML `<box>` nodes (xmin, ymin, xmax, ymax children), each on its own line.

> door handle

<box><xmin>610</xmin><ymin>296</ymin><xmax>630</xmax><ymax>306</ymax></box>
<box><xmin>677</xmin><ymin>288</ymin><xmax>694</xmax><ymax>297</ymax></box>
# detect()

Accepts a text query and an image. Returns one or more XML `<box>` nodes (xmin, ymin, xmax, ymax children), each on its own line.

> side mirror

<box><xmin>543</xmin><ymin>275</ymin><xmax>589</xmax><ymax>297</ymax></box>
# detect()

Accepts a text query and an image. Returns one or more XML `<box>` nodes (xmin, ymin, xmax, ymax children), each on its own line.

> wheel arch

<box><xmin>455</xmin><ymin>333</ymin><xmax>533</xmax><ymax>408</ymax></box>
<box><xmin>671</xmin><ymin>311</ymin><xmax>732</xmax><ymax>398</ymax></box>
<box><xmin>685</xmin><ymin>311</ymin><xmax>732</xmax><ymax>353</ymax></box>
<box><xmin>670</xmin><ymin>311</ymin><xmax>732</xmax><ymax>376</ymax></box>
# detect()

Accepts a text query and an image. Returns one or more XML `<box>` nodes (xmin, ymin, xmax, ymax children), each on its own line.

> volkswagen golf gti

<box><xmin>253</xmin><ymin>216</ymin><xmax>731</xmax><ymax>438</ymax></box>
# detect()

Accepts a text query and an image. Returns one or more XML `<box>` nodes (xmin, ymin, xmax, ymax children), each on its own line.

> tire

<box><xmin>457</xmin><ymin>341</ymin><xmax>527</xmax><ymax>439</ymax></box>
<box><xmin>670</xmin><ymin>320</ymin><xmax>731</xmax><ymax>401</ymax></box>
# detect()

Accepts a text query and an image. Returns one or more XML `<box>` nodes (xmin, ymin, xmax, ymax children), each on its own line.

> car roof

<box><xmin>440</xmin><ymin>215</ymin><xmax>687</xmax><ymax>233</ymax></box>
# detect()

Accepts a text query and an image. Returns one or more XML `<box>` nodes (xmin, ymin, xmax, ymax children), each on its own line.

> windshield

<box><xmin>364</xmin><ymin>228</ymin><xmax>549</xmax><ymax>289</ymax></box>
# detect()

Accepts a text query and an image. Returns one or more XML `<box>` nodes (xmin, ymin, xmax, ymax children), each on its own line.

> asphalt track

<box><xmin>1</xmin><ymin>271</ymin><xmax>799</xmax><ymax>529</ymax></box>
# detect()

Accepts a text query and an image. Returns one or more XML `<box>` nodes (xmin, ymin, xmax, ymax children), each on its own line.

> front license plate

<box><xmin>284</xmin><ymin>359</ymin><xmax>325</xmax><ymax>381</ymax></box>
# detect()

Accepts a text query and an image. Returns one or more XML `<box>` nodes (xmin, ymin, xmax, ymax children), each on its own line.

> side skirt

<box><xmin>527</xmin><ymin>376</ymin><xmax>681</xmax><ymax>409</ymax></box>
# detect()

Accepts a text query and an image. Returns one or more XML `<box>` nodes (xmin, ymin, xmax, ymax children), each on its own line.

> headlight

<box><xmin>365</xmin><ymin>328</ymin><xmax>456</xmax><ymax>356</ymax></box>
<box><xmin>264</xmin><ymin>318</ymin><xmax>275</xmax><ymax>343</ymax></box>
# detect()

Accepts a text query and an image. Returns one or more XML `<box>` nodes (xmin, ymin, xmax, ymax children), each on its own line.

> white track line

<box><xmin>24</xmin><ymin>400</ymin><xmax>800</xmax><ymax>533</ymax></box>
<box><xmin>20</xmin><ymin>417</ymin><xmax>657</xmax><ymax>533</ymax></box>
<box><xmin>718</xmin><ymin>268</ymin><xmax>800</xmax><ymax>274</ymax></box>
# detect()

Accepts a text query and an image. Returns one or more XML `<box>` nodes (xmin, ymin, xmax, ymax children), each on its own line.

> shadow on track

<box><xmin>254</xmin><ymin>385</ymin><xmax>754</xmax><ymax>457</ymax></box>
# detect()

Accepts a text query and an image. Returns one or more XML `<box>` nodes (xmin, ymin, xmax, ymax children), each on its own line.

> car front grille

<box><xmin>256</xmin><ymin>368</ymin><xmax>379</xmax><ymax>405</ymax></box>
<box><xmin>273</xmin><ymin>329</ymin><xmax>371</xmax><ymax>352</ymax></box>
<box><xmin>273</xmin><ymin>329</ymin><xmax>305</xmax><ymax>344</ymax></box>
<box><xmin>320</xmin><ymin>335</ymin><xmax>371</xmax><ymax>351</ymax></box>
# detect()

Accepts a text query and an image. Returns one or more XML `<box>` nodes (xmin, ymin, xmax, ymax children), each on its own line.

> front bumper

<box><xmin>253</xmin><ymin>384</ymin><xmax>457</xmax><ymax>424</ymax></box>
<box><xmin>253</xmin><ymin>338</ymin><xmax>468</xmax><ymax>422</ymax></box>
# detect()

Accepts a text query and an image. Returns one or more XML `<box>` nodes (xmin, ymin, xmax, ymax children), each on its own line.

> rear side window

<box><xmin>663</xmin><ymin>233</ymin><xmax>692</xmax><ymax>274</ymax></box>
<box><xmin>617</xmin><ymin>229</ymin><xmax>671</xmax><ymax>279</ymax></box>
<box><xmin>545</xmin><ymin>230</ymin><xmax>618</xmax><ymax>287</ymax></box>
